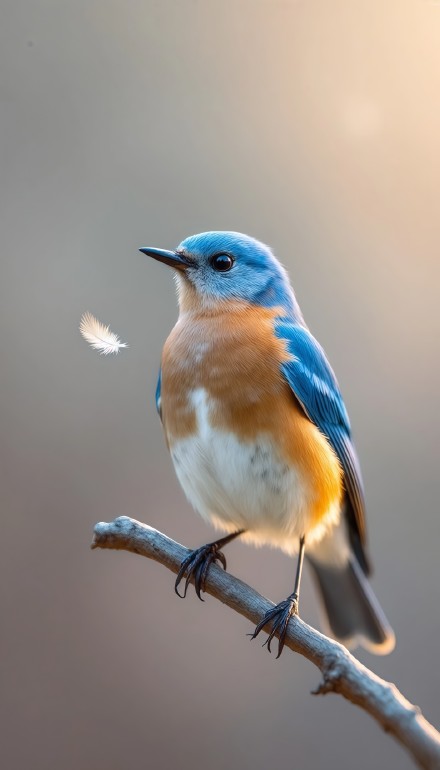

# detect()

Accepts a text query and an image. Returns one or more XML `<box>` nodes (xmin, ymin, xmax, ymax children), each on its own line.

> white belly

<box><xmin>168</xmin><ymin>389</ymin><xmax>337</xmax><ymax>554</ymax></box>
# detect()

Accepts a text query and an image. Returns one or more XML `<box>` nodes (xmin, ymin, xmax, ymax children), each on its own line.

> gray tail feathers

<box><xmin>307</xmin><ymin>555</ymin><xmax>395</xmax><ymax>655</ymax></box>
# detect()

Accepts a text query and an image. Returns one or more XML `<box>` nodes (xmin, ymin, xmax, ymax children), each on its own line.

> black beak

<box><xmin>139</xmin><ymin>247</ymin><xmax>190</xmax><ymax>271</ymax></box>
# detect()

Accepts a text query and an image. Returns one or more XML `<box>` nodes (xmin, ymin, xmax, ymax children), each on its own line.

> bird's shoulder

<box><xmin>274</xmin><ymin>320</ymin><xmax>351</xmax><ymax>432</ymax></box>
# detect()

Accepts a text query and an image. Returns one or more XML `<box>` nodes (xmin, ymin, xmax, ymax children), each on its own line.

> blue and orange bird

<box><xmin>140</xmin><ymin>231</ymin><xmax>395</xmax><ymax>656</ymax></box>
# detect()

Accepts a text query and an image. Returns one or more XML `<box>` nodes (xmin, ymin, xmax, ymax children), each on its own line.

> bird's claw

<box><xmin>175</xmin><ymin>543</ymin><xmax>227</xmax><ymax>600</ymax></box>
<box><xmin>250</xmin><ymin>594</ymin><xmax>298</xmax><ymax>658</ymax></box>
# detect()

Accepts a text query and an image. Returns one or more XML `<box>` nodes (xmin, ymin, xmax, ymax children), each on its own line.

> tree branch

<box><xmin>92</xmin><ymin>516</ymin><xmax>440</xmax><ymax>770</ymax></box>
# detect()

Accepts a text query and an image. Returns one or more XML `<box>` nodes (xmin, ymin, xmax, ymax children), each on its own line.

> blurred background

<box><xmin>2</xmin><ymin>2</ymin><xmax>439</xmax><ymax>768</ymax></box>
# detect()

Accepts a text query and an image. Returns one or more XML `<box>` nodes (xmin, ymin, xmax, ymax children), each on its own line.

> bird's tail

<box><xmin>307</xmin><ymin>552</ymin><xmax>395</xmax><ymax>655</ymax></box>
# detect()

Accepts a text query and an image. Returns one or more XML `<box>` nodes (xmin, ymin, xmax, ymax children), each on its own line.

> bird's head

<box><xmin>140</xmin><ymin>231</ymin><xmax>302</xmax><ymax>318</ymax></box>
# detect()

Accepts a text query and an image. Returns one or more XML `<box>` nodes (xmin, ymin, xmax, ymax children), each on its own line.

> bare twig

<box><xmin>92</xmin><ymin>516</ymin><xmax>440</xmax><ymax>770</ymax></box>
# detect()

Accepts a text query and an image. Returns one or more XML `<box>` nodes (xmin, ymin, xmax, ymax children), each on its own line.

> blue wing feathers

<box><xmin>155</xmin><ymin>368</ymin><xmax>162</xmax><ymax>420</ymax></box>
<box><xmin>276</xmin><ymin>322</ymin><xmax>350</xmax><ymax>431</ymax></box>
<box><xmin>276</xmin><ymin>322</ymin><xmax>370</xmax><ymax>572</ymax></box>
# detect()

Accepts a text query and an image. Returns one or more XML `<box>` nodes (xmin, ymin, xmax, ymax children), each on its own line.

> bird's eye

<box><xmin>210</xmin><ymin>253</ymin><xmax>234</xmax><ymax>272</ymax></box>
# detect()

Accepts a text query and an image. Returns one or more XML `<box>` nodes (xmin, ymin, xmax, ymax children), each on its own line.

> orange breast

<box><xmin>161</xmin><ymin>302</ymin><xmax>343</xmax><ymax>529</ymax></box>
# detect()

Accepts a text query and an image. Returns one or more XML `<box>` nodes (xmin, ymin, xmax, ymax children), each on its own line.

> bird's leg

<box><xmin>251</xmin><ymin>535</ymin><xmax>306</xmax><ymax>658</ymax></box>
<box><xmin>175</xmin><ymin>530</ymin><xmax>245</xmax><ymax>600</ymax></box>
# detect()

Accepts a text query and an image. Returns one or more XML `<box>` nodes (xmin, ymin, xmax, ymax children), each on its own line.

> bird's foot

<box><xmin>175</xmin><ymin>542</ymin><xmax>227</xmax><ymax>600</ymax></box>
<box><xmin>250</xmin><ymin>593</ymin><xmax>299</xmax><ymax>658</ymax></box>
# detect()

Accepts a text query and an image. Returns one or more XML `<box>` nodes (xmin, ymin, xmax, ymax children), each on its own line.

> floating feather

<box><xmin>79</xmin><ymin>311</ymin><xmax>128</xmax><ymax>355</ymax></box>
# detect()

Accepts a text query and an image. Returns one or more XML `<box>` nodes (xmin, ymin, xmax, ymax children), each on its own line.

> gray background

<box><xmin>2</xmin><ymin>2</ymin><xmax>439</xmax><ymax>769</ymax></box>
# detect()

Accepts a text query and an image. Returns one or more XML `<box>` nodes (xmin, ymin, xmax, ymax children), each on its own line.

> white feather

<box><xmin>79</xmin><ymin>311</ymin><xmax>128</xmax><ymax>355</ymax></box>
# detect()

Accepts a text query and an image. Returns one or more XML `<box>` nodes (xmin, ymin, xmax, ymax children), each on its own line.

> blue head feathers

<box><xmin>141</xmin><ymin>231</ymin><xmax>304</xmax><ymax>321</ymax></box>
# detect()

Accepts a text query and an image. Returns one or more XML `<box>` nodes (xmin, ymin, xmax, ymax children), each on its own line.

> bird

<box><xmin>140</xmin><ymin>231</ymin><xmax>395</xmax><ymax>657</ymax></box>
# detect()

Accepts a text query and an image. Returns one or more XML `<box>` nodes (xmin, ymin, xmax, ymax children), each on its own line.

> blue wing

<box><xmin>275</xmin><ymin>320</ymin><xmax>370</xmax><ymax>574</ymax></box>
<box><xmin>155</xmin><ymin>368</ymin><xmax>162</xmax><ymax>421</ymax></box>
